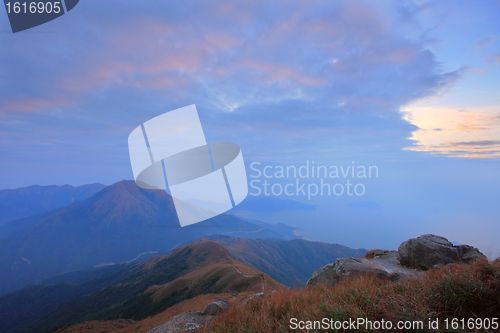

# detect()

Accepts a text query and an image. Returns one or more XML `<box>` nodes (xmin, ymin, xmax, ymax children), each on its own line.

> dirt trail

<box><xmin>231</xmin><ymin>264</ymin><xmax>265</xmax><ymax>293</ymax></box>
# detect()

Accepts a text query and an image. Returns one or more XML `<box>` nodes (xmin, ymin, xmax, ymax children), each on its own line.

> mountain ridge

<box><xmin>0</xmin><ymin>239</ymin><xmax>286</xmax><ymax>333</ymax></box>
<box><xmin>0</xmin><ymin>183</ymin><xmax>106</xmax><ymax>226</ymax></box>
<box><xmin>0</xmin><ymin>180</ymin><xmax>298</xmax><ymax>294</ymax></box>
<box><xmin>209</xmin><ymin>235</ymin><xmax>367</xmax><ymax>287</ymax></box>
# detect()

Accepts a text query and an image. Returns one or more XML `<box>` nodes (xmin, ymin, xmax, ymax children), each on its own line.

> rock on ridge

<box><xmin>398</xmin><ymin>234</ymin><xmax>487</xmax><ymax>270</ymax></box>
<box><xmin>202</xmin><ymin>298</ymin><xmax>231</xmax><ymax>316</ymax></box>
<box><xmin>147</xmin><ymin>299</ymin><xmax>231</xmax><ymax>333</ymax></box>
<box><xmin>306</xmin><ymin>251</ymin><xmax>419</xmax><ymax>287</ymax></box>
<box><xmin>307</xmin><ymin>234</ymin><xmax>487</xmax><ymax>288</ymax></box>
<box><xmin>147</xmin><ymin>312</ymin><xmax>209</xmax><ymax>333</ymax></box>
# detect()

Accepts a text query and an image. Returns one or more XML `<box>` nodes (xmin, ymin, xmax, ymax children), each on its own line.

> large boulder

<box><xmin>306</xmin><ymin>251</ymin><xmax>419</xmax><ymax>287</ymax></box>
<box><xmin>147</xmin><ymin>312</ymin><xmax>212</xmax><ymax>333</ymax></box>
<box><xmin>456</xmin><ymin>245</ymin><xmax>488</xmax><ymax>263</ymax></box>
<box><xmin>242</xmin><ymin>292</ymin><xmax>265</xmax><ymax>306</ymax></box>
<box><xmin>307</xmin><ymin>234</ymin><xmax>487</xmax><ymax>288</ymax></box>
<box><xmin>398</xmin><ymin>234</ymin><xmax>487</xmax><ymax>270</ymax></box>
<box><xmin>203</xmin><ymin>298</ymin><xmax>231</xmax><ymax>316</ymax></box>
<box><xmin>249</xmin><ymin>292</ymin><xmax>264</xmax><ymax>300</ymax></box>
<box><xmin>148</xmin><ymin>299</ymin><xmax>232</xmax><ymax>333</ymax></box>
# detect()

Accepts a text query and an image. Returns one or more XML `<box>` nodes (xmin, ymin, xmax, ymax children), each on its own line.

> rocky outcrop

<box><xmin>242</xmin><ymin>292</ymin><xmax>265</xmax><ymax>306</ymax></box>
<box><xmin>147</xmin><ymin>312</ymin><xmax>210</xmax><ymax>333</ymax></box>
<box><xmin>226</xmin><ymin>290</ymin><xmax>238</xmax><ymax>296</ymax></box>
<box><xmin>249</xmin><ymin>292</ymin><xmax>264</xmax><ymax>300</ymax></box>
<box><xmin>306</xmin><ymin>251</ymin><xmax>419</xmax><ymax>287</ymax></box>
<box><xmin>456</xmin><ymin>244</ymin><xmax>488</xmax><ymax>262</ymax></box>
<box><xmin>398</xmin><ymin>234</ymin><xmax>487</xmax><ymax>270</ymax></box>
<box><xmin>203</xmin><ymin>298</ymin><xmax>231</xmax><ymax>316</ymax></box>
<box><xmin>148</xmin><ymin>299</ymin><xmax>232</xmax><ymax>333</ymax></box>
<box><xmin>307</xmin><ymin>235</ymin><xmax>488</xmax><ymax>288</ymax></box>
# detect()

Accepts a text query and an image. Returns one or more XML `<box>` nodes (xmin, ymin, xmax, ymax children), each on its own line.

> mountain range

<box><xmin>0</xmin><ymin>180</ymin><xmax>303</xmax><ymax>294</ymax></box>
<box><xmin>209</xmin><ymin>235</ymin><xmax>365</xmax><ymax>287</ymax></box>
<box><xmin>0</xmin><ymin>183</ymin><xmax>105</xmax><ymax>226</ymax></box>
<box><xmin>0</xmin><ymin>239</ymin><xmax>287</xmax><ymax>333</ymax></box>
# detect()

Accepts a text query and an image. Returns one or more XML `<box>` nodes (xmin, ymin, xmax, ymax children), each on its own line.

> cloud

<box><xmin>445</xmin><ymin>140</ymin><xmax>500</xmax><ymax>147</ymax></box>
<box><xmin>456</xmin><ymin>113</ymin><xmax>500</xmax><ymax>131</ymax></box>
<box><xmin>0</xmin><ymin>0</ymin><xmax>464</xmax><ymax>166</ymax></box>
<box><xmin>487</xmin><ymin>54</ymin><xmax>500</xmax><ymax>65</ymax></box>
<box><xmin>0</xmin><ymin>97</ymin><xmax>68</xmax><ymax>114</ymax></box>
<box><xmin>473</xmin><ymin>35</ymin><xmax>495</xmax><ymax>49</ymax></box>
<box><xmin>402</xmin><ymin>106</ymin><xmax>500</xmax><ymax>159</ymax></box>
<box><xmin>408</xmin><ymin>142</ymin><xmax>500</xmax><ymax>159</ymax></box>
<box><xmin>408</xmin><ymin>139</ymin><xmax>500</xmax><ymax>159</ymax></box>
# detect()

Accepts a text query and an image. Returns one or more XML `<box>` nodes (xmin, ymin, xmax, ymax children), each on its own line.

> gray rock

<box><xmin>242</xmin><ymin>292</ymin><xmax>265</xmax><ymax>306</ymax></box>
<box><xmin>456</xmin><ymin>244</ymin><xmax>474</xmax><ymax>258</ymax></box>
<box><xmin>306</xmin><ymin>251</ymin><xmax>419</xmax><ymax>287</ymax></box>
<box><xmin>460</xmin><ymin>247</ymin><xmax>488</xmax><ymax>263</ymax></box>
<box><xmin>203</xmin><ymin>298</ymin><xmax>231</xmax><ymax>316</ymax></box>
<box><xmin>226</xmin><ymin>290</ymin><xmax>238</xmax><ymax>296</ymax></box>
<box><xmin>148</xmin><ymin>299</ymin><xmax>232</xmax><ymax>333</ymax></box>
<box><xmin>147</xmin><ymin>312</ymin><xmax>213</xmax><ymax>333</ymax></box>
<box><xmin>398</xmin><ymin>234</ymin><xmax>458</xmax><ymax>270</ymax></box>
<box><xmin>249</xmin><ymin>292</ymin><xmax>264</xmax><ymax>300</ymax></box>
<box><xmin>398</xmin><ymin>234</ymin><xmax>487</xmax><ymax>270</ymax></box>
<box><xmin>307</xmin><ymin>234</ymin><xmax>487</xmax><ymax>288</ymax></box>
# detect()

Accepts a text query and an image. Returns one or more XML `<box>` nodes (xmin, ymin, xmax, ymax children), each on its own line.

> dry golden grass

<box><xmin>204</xmin><ymin>260</ymin><xmax>500</xmax><ymax>332</ymax></box>
<box><xmin>364</xmin><ymin>249</ymin><xmax>389</xmax><ymax>259</ymax></box>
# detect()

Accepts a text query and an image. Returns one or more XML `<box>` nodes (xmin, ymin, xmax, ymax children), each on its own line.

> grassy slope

<box><xmin>205</xmin><ymin>260</ymin><xmax>500</xmax><ymax>332</ymax></box>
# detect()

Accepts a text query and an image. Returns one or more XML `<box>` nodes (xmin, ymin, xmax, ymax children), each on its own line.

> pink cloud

<box><xmin>4</xmin><ymin>0</ymin><xmax>457</xmax><ymax>119</ymax></box>
<box><xmin>241</xmin><ymin>59</ymin><xmax>326</xmax><ymax>85</ymax></box>
<box><xmin>487</xmin><ymin>54</ymin><xmax>500</xmax><ymax>65</ymax></box>
<box><xmin>54</xmin><ymin>18</ymin><xmax>245</xmax><ymax>94</ymax></box>
<box><xmin>455</xmin><ymin>113</ymin><xmax>500</xmax><ymax>131</ymax></box>
<box><xmin>445</xmin><ymin>140</ymin><xmax>500</xmax><ymax>147</ymax></box>
<box><xmin>0</xmin><ymin>97</ymin><xmax>68</xmax><ymax>114</ymax></box>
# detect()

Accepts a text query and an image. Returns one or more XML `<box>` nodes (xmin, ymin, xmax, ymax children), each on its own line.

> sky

<box><xmin>0</xmin><ymin>0</ymin><xmax>499</xmax><ymax>256</ymax></box>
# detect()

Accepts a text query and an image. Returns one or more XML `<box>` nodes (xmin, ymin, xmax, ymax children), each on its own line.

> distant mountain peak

<box><xmin>0</xmin><ymin>181</ymin><xmax>301</xmax><ymax>295</ymax></box>
<box><xmin>84</xmin><ymin>180</ymin><xmax>178</xmax><ymax>225</ymax></box>
<box><xmin>0</xmin><ymin>182</ymin><xmax>106</xmax><ymax>226</ymax></box>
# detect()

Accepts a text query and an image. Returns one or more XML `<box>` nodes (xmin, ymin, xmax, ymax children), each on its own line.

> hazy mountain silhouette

<box><xmin>0</xmin><ymin>181</ymin><xmax>297</xmax><ymax>294</ymax></box>
<box><xmin>0</xmin><ymin>183</ymin><xmax>105</xmax><ymax>226</ymax></box>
